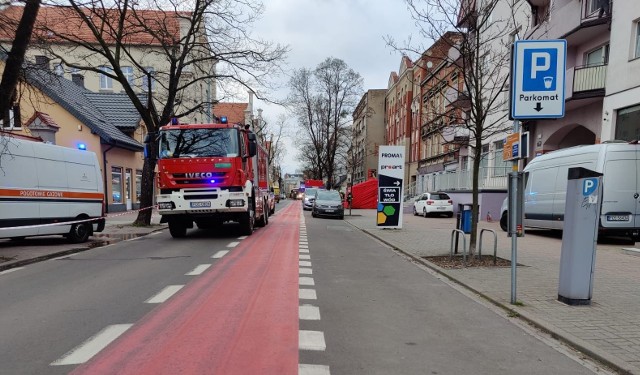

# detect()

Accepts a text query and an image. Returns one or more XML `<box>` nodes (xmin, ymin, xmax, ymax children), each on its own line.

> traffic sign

<box><xmin>377</xmin><ymin>146</ymin><xmax>405</xmax><ymax>229</ymax></box>
<box><xmin>511</xmin><ymin>40</ymin><xmax>566</xmax><ymax>119</ymax></box>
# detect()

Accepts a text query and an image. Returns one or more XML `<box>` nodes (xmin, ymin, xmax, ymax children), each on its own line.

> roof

<box><xmin>0</xmin><ymin>5</ymin><xmax>184</xmax><ymax>46</ymax></box>
<box><xmin>27</xmin><ymin>112</ymin><xmax>60</xmax><ymax>129</ymax></box>
<box><xmin>25</xmin><ymin>68</ymin><xmax>144</xmax><ymax>151</ymax></box>
<box><xmin>213</xmin><ymin>103</ymin><xmax>248</xmax><ymax>125</ymax></box>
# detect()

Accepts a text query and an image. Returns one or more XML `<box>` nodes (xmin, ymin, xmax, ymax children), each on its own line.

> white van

<box><xmin>0</xmin><ymin>137</ymin><xmax>105</xmax><ymax>243</ymax></box>
<box><xmin>500</xmin><ymin>142</ymin><xmax>640</xmax><ymax>241</ymax></box>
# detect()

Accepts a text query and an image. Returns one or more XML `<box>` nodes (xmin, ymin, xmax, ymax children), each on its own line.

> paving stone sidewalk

<box><xmin>343</xmin><ymin>208</ymin><xmax>640</xmax><ymax>375</ymax></box>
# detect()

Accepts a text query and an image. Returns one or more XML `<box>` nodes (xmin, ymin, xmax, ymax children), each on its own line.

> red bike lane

<box><xmin>72</xmin><ymin>203</ymin><xmax>301</xmax><ymax>375</ymax></box>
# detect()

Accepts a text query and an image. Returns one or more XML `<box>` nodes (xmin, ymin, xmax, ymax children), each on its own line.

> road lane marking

<box><xmin>185</xmin><ymin>264</ymin><xmax>211</xmax><ymax>275</ymax></box>
<box><xmin>300</xmin><ymin>254</ymin><xmax>311</xmax><ymax>260</ymax></box>
<box><xmin>145</xmin><ymin>285</ymin><xmax>184</xmax><ymax>304</ymax></box>
<box><xmin>299</xmin><ymin>305</ymin><xmax>321</xmax><ymax>320</ymax></box>
<box><xmin>51</xmin><ymin>324</ymin><xmax>133</xmax><ymax>366</ymax></box>
<box><xmin>299</xmin><ymin>277</ymin><xmax>315</xmax><ymax>286</ymax></box>
<box><xmin>299</xmin><ymin>268</ymin><xmax>312</xmax><ymax>275</ymax></box>
<box><xmin>299</xmin><ymin>364</ymin><xmax>331</xmax><ymax>375</ymax></box>
<box><xmin>212</xmin><ymin>250</ymin><xmax>229</xmax><ymax>259</ymax></box>
<box><xmin>227</xmin><ymin>241</ymin><xmax>240</xmax><ymax>248</ymax></box>
<box><xmin>299</xmin><ymin>261</ymin><xmax>312</xmax><ymax>267</ymax></box>
<box><xmin>299</xmin><ymin>330</ymin><xmax>326</xmax><ymax>351</ymax></box>
<box><xmin>0</xmin><ymin>267</ymin><xmax>24</xmax><ymax>275</ymax></box>
<box><xmin>300</xmin><ymin>248</ymin><xmax>309</xmax><ymax>253</ymax></box>
<box><xmin>237</xmin><ymin>236</ymin><xmax>248</xmax><ymax>240</ymax></box>
<box><xmin>299</xmin><ymin>244</ymin><xmax>309</xmax><ymax>249</ymax></box>
<box><xmin>299</xmin><ymin>289</ymin><xmax>317</xmax><ymax>300</ymax></box>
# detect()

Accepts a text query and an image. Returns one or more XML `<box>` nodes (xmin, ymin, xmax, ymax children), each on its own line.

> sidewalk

<box><xmin>343</xmin><ymin>208</ymin><xmax>640</xmax><ymax>374</ymax></box>
<box><xmin>0</xmin><ymin>210</ymin><xmax>166</xmax><ymax>271</ymax></box>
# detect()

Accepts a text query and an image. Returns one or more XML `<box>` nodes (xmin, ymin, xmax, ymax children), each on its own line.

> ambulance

<box><xmin>0</xmin><ymin>136</ymin><xmax>105</xmax><ymax>243</ymax></box>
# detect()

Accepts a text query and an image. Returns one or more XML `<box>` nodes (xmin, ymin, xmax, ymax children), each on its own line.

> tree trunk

<box><xmin>0</xmin><ymin>0</ymin><xmax>41</xmax><ymax>116</ymax></box>
<box><xmin>469</xmin><ymin>138</ymin><xmax>483</xmax><ymax>255</ymax></box>
<box><xmin>134</xmin><ymin>142</ymin><xmax>158</xmax><ymax>226</ymax></box>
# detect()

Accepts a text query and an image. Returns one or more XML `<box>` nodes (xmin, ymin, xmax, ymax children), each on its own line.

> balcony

<box><xmin>527</xmin><ymin>0</ymin><xmax>611</xmax><ymax>46</ymax></box>
<box><xmin>565</xmin><ymin>63</ymin><xmax>607</xmax><ymax>100</ymax></box>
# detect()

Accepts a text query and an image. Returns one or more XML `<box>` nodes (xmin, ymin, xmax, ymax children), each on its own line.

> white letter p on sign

<box><xmin>531</xmin><ymin>52</ymin><xmax>550</xmax><ymax>79</ymax></box>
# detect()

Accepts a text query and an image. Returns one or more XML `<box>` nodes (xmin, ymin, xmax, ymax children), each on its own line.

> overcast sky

<box><xmin>245</xmin><ymin>0</ymin><xmax>420</xmax><ymax>175</ymax></box>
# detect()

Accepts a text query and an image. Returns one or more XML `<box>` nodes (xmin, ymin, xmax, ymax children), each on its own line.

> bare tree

<box><xmin>387</xmin><ymin>0</ymin><xmax>530</xmax><ymax>252</ymax></box>
<box><xmin>0</xmin><ymin>0</ymin><xmax>41</xmax><ymax>123</ymax></box>
<box><xmin>288</xmin><ymin>57</ymin><xmax>363</xmax><ymax>188</ymax></box>
<box><xmin>23</xmin><ymin>0</ymin><xmax>287</xmax><ymax>225</ymax></box>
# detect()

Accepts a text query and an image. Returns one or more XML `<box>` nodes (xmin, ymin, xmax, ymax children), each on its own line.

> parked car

<box><xmin>413</xmin><ymin>192</ymin><xmax>454</xmax><ymax>217</ymax></box>
<box><xmin>311</xmin><ymin>190</ymin><xmax>344</xmax><ymax>219</ymax></box>
<box><xmin>302</xmin><ymin>187</ymin><xmax>321</xmax><ymax>210</ymax></box>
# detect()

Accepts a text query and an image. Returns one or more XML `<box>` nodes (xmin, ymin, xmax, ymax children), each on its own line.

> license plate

<box><xmin>158</xmin><ymin>202</ymin><xmax>173</xmax><ymax>210</ymax></box>
<box><xmin>437</xmin><ymin>206</ymin><xmax>445</xmax><ymax>210</ymax></box>
<box><xmin>190</xmin><ymin>201</ymin><xmax>211</xmax><ymax>208</ymax></box>
<box><xmin>325</xmin><ymin>209</ymin><xmax>334</xmax><ymax>213</ymax></box>
<box><xmin>607</xmin><ymin>215</ymin><xmax>629</xmax><ymax>221</ymax></box>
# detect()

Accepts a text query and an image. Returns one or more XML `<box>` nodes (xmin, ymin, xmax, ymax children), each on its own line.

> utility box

<box><xmin>558</xmin><ymin>167</ymin><xmax>603</xmax><ymax>305</ymax></box>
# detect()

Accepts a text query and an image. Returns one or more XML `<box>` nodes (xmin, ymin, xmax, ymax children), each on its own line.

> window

<box><xmin>586</xmin><ymin>44</ymin><xmax>609</xmax><ymax>66</ymax></box>
<box><xmin>99</xmin><ymin>66</ymin><xmax>113</xmax><ymax>90</ymax></box>
<box><xmin>142</xmin><ymin>67</ymin><xmax>156</xmax><ymax>92</ymax></box>
<box><xmin>1</xmin><ymin>106</ymin><xmax>21</xmax><ymax>130</ymax></box>
<box><xmin>635</xmin><ymin>21</ymin><xmax>640</xmax><ymax>59</ymax></box>
<box><xmin>111</xmin><ymin>167</ymin><xmax>123</xmax><ymax>203</ymax></box>
<box><xmin>122</xmin><ymin>66</ymin><xmax>135</xmax><ymax>86</ymax></box>
<box><xmin>615</xmin><ymin>104</ymin><xmax>640</xmax><ymax>141</ymax></box>
<box><xmin>493</xmin><ymin>140</ymin><xmax>508</xmax><ymax>176</ymax></box>
<box><xmin>136</xmin><ymin>170</ymin><xmax>143</xmax><ymax>202</ymax></box>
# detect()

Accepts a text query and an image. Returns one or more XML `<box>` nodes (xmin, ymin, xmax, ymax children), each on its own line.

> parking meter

<box><xmin>558</xmin><ymin>167</ymin><xmax>603</xmax><ymax>305</ymax></box>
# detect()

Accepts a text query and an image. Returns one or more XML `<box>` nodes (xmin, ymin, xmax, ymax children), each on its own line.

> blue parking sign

<box><xmin>523</xmin><ymin>49</ymin><xmax>557</xmax><ymax>91</ymax></box>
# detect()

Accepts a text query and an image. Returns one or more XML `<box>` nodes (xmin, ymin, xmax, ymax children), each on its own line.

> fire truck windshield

<box><xmin>159</xmin><ymin>128</ymin><xmax>239</xmax><ymax>158</ymax></box>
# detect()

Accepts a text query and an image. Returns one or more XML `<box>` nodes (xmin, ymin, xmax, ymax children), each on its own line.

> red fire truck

<box><xmin>152</xmin><ymin>117</ymin><xmax>270</xmax><ymax>238</ymax></box>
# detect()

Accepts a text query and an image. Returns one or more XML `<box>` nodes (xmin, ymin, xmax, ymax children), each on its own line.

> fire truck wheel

<box><xmin>239</xmin><ymin>211</ymin><xmax>254</xmax><ymax>235</ymax></box>
<box><xmin>169</xmin><ymin>220</ymin><xmax>188</xmax><ymax>238</ymax></box>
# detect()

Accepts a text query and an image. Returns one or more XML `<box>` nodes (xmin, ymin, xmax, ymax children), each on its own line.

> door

<box><xmin>126</xmin><ymin>169</ymin><xmax>133</xmax><ymax>210</ymax></box>
<box><xmin>601</xmin><ymin>149</ymin><xmax>638</xmax><ymax>230</ymax></box>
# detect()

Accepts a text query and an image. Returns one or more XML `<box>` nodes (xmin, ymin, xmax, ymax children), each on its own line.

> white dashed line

<box><xmin>299</xmin><ymin>261</ymin><xmax>312</xmax><ymax>267</ymax></box>
<box><xmin>226</xmin><ymin>241</ymin><xmax>240</xmax><ymax>248</ymax></box>
<box><xmin>299</xmin><ymin>268</ymin><xmax>313</xmax><ymax>275</ymax></box>
<box><xmin>299</xmin><ymin>277</ymin><xmax>315</xmax><ymax>286</ymax></box>
<box><xmin>300</xmin><ymin>248</ymin><xmax>309</xmax><ymax>253</ymax></box>
<box><xmin>299</xmin><ymin>305</ymin><xmax>321</xmax><ymax>320</ymax></box>
<box><xmin>185</xmin><ymin>264</ymin><xmax>211</xmax><ymax>275</ymax></box>
<box><xmin>299</xmin><ymin>289</ymin><xmax>317</xmax><ymax>300</ymax></box>
<box><xmin>299</xmin><ymin>364</ymin><xmax>331</xmax><ymax>375</ymax></box>
<box><xmin>51</xmin><ymin>324</ymin><xmax>133</xmax><ymax>366</ymax></box>
<box><xmin>299</xmin><ymin>330</ymin><xmax>326</xmax><ymax>351</ymax></box>
<box><xmin>299</xmin><ymin>244</ymin><xmax>309</xmax><ymax>249</ymax></box>
<box><xmin>300</xmin><ymin>254</ymin><xmax>311</xmax><ymax>260</ymax></box>
<box><xmin>212</xmin><ymin>250</ymin><xmax>229</xmax><ymax>259</ymax></box>
<box><xmin>0</xmin><ymin>267</ymin><xmax>24</xmax><ymax>275</ymax></box>
<box><xmin>145</xmin><ymin>285</ymin><xmax>184</xmax><ymax>303</ymax></box>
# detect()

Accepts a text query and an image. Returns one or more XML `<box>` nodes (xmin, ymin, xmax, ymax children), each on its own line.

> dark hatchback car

<box><xmin>311</xmin><ymin>190</ymin><xmax>344</xmax><ymax>219</ymax></box>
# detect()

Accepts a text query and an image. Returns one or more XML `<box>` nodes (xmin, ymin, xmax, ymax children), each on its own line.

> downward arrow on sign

<box><xmin>534</xmin><ymin>102</ymin><xmax>543</xmax><ymax>112</ymax></box>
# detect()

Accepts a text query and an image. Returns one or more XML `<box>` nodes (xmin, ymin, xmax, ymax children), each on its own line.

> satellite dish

<box><xmin>426</xmin><ymin>61</ymin><xmax>433</xmax><ymax>69</ymax></box>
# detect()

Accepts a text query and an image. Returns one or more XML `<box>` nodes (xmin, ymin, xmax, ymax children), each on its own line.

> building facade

<box><xmin>351</xmin><ymin>89</ymin><xmax>386</xmax><ymax>185</ymax></box>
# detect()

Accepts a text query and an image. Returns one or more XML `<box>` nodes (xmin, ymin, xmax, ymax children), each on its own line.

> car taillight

<box><xmin>427</xmin><ymin>200</ymin><xmax>434</xmax><ymax>205</ymax></box>
<box><xmin>448</xmin><ymin>200</ymin><xmax>452</xmax><ymax>204</ymax></box>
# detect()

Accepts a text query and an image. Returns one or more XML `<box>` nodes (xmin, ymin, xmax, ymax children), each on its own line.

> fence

<box><xmin>405</xmin><ymin>167</ymin><xmax>510</xmax><ymax>199</ymax></box>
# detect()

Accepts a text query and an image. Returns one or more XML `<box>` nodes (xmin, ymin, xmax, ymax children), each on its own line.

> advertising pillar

<box><xmin>377</xmin><ymin>146</ymin><xmax>405</xmax><ymax>229</ymax></box>
<box><xmin>558</xmin><ymin>167</ymin><xmax>603</xmax><ymax>305</ymax></box>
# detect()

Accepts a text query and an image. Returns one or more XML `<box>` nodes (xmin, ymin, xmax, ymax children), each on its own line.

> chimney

<box><xmin>71</xmin><ymin>74</ymin><xmax>85</xmax><ymax>88</ymax></box>
<box><xmin>35</xmin><ymin>55</ymin><xmax>50</xmax><ymax>70</ymax></box>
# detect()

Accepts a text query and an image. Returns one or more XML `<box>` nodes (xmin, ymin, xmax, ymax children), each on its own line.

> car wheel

<box><xmin>339</xmin><ymin>215</ymin><xmax>344</xmax><ymax>220</ymax></box>
<box><xmin>68</xmin><ymin>222</ymin><xmax>91</xmax><ymax>243</ymax></box>
<box><xmin>447</xmin><ymin>212</ymin><xmax>454</xmax><ymax>218</ymax></box>
<box><xmin>500</xmin><ymin>212</ymin><xmax>508</xmax><ymax>232</ymax></box>
<box><xmin>312</xmin><ymin>212</ymin><xmax>316</xmax><ymax>218</ymax></box>
<box><xmin>413</xmin><ymin>206</ymin><xmax>418</xmax><ymax>216</ymax></box>
<box><xmin>169</xmin><ymin>220</ymin><xmax>188</xmax><ymax>238</ymax></box>
<box><xmin>423</xmin><ymin>207</ymin><xmax>428</xmax><ymax>218</ymax></box>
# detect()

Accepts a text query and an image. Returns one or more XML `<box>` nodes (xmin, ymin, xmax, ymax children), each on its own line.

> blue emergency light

<box><xmin>77</xmin><ymin>143</ymin><xmax>87</xmax><ymax>150</ymax></box>
<box><xmin>220</xmin><ymin>116</ymin><xmax>228</xmax><ymax>124</ymax></box>
<box><xmin>171</xmin><ymin>117</ymin><xmax>179</xmax><ymax>125</ymax></box>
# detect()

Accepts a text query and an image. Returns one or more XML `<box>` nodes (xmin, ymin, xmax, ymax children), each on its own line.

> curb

<box><xmin>345</xmin><ymin>222</ymin><xmax>633</xmax><ymax>375</ymax></box>
<box><xmin>0</xmin><ymin>226</ymin><xmax>167</xmax><ymax>273</ymax></box>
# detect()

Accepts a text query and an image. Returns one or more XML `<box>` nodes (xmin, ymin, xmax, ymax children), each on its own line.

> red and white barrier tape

<box><xmin>0</xmin><ymin>205</ymin><xmax>158</xmax><ymax>232</ymax></box>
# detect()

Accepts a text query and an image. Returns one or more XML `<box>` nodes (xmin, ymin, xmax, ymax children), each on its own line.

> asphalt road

<box><xmin>0</xmin><ymin>199</ymin><xmax>605</xmax><ymax>374</ymax></box>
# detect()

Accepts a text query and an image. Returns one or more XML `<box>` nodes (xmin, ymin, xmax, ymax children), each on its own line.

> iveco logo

<box><xmin>186</xmin><ymin>172</ymin><xmax>213</xmax><ymax>178</ymax></box>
